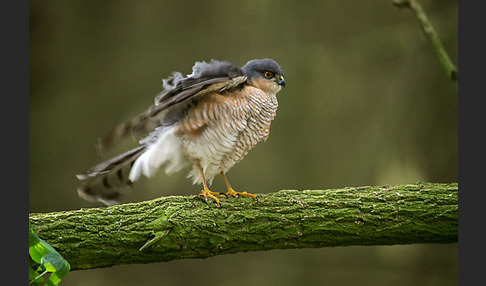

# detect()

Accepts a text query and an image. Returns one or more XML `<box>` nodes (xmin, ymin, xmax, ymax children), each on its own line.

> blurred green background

<box><xmin>29</xmin><ymin>0</ymin><xmax>457</xmax><ymax>285</ymax></box>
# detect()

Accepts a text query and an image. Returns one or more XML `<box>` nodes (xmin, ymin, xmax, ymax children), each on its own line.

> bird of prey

<box><xmin>76</xmin><ymin>58</ymin><xmax>286</xmax><ymax>206</ymax></box>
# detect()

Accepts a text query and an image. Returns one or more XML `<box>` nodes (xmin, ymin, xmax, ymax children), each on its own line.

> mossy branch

<box><xmin>393</xmin><ymin>0</ymin><xmax>458</xmax><ymax>92</ymax></box>
<box><xmin>29</xmin><ymin>182</ymin><xmax>457</xmax><ymax>271</ymax></box>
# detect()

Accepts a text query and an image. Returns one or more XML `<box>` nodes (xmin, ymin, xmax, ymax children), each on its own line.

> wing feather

<box><xmin>97</xmin><ymin>60</ymin><xmax>246</xmax><ymax>152</ymax></box>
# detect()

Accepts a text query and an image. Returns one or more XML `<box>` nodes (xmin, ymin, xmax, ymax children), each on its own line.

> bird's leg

<box><xmin>197</xmin><ymin>164</ymin><xmax>223</xmax><ymax>207</ymax></box>
<box><xmin>220</xmin><ymin>171</ymin><xmax>258</xmax><ymax>202</ymax></box>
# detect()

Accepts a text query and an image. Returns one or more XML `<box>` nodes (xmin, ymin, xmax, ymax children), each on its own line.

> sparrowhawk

<box><xmin>76</xmin><ymin>58</ymin><xmax>286</xmax><ymax>206</ymax></box>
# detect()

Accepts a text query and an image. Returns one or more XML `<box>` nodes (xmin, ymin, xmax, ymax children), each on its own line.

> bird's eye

<box><xmin>264</xmin><ymin>71</ymin><xmax>274</xmax><ymax>78</ymax></box>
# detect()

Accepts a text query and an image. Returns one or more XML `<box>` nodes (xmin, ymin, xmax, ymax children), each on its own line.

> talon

<box><xmin>226</xmin><ymin>189</ymin><xmax>257</xmax><ymax>201</ymax></box>
<box><xmin>198</xmin><ymin>193</ymin><xmax>205</xmax><ymax>201</ymax></box>
<box><xmin>199</xmin><ymin>188</ymin><xmax>222</xmax><ymax>206</ymax></box>
<box><xmin>219</xmin><ymin>171</ymin><xmax>258</xmax><ymax>202</ymax></box>
<box><xmin>224</xmin><ymin>186</ymin><xmax>258</xmax><ymax>201</ymax></box>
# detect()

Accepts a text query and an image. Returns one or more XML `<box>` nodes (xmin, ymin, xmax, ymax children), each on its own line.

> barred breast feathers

<box><xmin>182</xmin><ymin>86</ymin><xmax>279</xmax><ymax>185</ymax></box>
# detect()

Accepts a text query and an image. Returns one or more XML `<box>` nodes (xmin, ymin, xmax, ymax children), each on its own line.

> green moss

<box><xmin>30</xmin><ymin>182</ymin><xmax>457</xmax><ymax>270</ymax></box>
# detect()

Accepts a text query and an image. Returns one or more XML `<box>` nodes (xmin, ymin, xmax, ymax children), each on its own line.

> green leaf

<box><xmin>30</xmin><ymin>241</ymin><xmax>56</xmax><ymax>264</ymax></box>
<box><xmin>29</xmin><ymin>222</ymin><xmax>57</xmax><ymax>264</ymax></box>
<box><xmin>41</xmin><ymin>253</ymin><xmax>65</xmax><ymax>272</ymax></box>
<box><xmin>29</xmin><ymin>222</ymin><xmax>71</xmax><ymax>285</ymax></box>
<box><xmin>46</xmin><ymin>271</ymin><xmax>68</xmax><ymax>286</ymax></box>
<box><xmin>42</xmin><ymin>253</ymin><xmax>70</xmax><ymax>286</ymax></box>
<box><xmin>29</xmin><ymin>222</ymin><xmax>61</xmax><ymax>263</ymax></box>
<box><xmin>29</xmin><ymin>222</ymin><xmax>40</xmax><ymax>247</ymax></box>
<box><xmin>29</xmin><ymin>265</ymin><xmax>38</xmax><ymax>280</ymax></box>
<box><xmin>29</xmin><ymin>265</ymin><xmax>45</xmax><ymax>285</ymax></box>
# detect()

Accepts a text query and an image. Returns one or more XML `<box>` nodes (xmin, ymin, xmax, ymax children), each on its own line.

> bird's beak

<box><xmin>277</xmin><ymin>75</ymin><xmax>286</xmax><ymax>87</ymax></box>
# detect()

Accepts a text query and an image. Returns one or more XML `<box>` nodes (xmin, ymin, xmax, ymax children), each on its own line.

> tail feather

<box><xmin>77</xmin><ymin>146</ymin><xmax>146</xmax><ymax>205</ymax></box>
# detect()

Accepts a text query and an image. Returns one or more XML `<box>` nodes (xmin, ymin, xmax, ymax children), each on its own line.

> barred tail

<box><xmin>76</xmin><ymin>146</ymin><xmax>146</xmax><ymax>205</ymax></box>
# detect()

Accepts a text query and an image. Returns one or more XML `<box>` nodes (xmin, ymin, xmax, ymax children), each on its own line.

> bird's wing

<box><xmin>97</xmin><ymin>60</ymin><xmax>247</xmax><ymax>152</ymax></box>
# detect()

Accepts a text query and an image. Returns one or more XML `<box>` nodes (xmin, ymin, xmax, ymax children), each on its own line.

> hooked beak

<box><xmin>277</xmin><ymin>75</ymin><xmax>286</xmax><ymax>87</ymax></box>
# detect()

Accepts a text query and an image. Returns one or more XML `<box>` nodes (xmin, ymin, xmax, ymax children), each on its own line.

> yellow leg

<box><xmin>220</xmin><ymin>172</ymin><xmax>258</xmax><ymax>202</ymax></box>
<box><xmin>197</xmin><ymin>164</ymin><xmax>223</xmax><ymax>207</ymax></box>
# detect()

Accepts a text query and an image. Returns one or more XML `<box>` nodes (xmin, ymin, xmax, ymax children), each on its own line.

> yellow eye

<box><xmin>264</xmin><ymin>71</ymin><xmax>274</xmax><ymax>78</ymax></box>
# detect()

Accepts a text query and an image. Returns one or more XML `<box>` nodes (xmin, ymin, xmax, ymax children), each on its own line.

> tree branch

<box><xmin>393</xmin><ymin>0</ymin><xmax>458</xmax><ymax>92</ymax></box>
<box><xmin>29</xmin><ymin>182</ymin><xmax>457</xmax><ymax>271</ymax></box>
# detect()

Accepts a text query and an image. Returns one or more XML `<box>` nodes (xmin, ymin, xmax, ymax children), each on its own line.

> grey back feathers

<box><xmin>97</xmin><ymin>60</ymin><xmax>246</xmax><ymax>152</ymax></box>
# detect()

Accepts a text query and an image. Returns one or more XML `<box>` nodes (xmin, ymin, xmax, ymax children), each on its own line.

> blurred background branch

<box><xmin>393</xmin><ymin>0</ymin><xmax>458</xmax><ymax>92</ymax></box>
<box><xmin>30</xmin><ymin>182</ymin><xmax>457</xmax><ymax>271</ymax></box>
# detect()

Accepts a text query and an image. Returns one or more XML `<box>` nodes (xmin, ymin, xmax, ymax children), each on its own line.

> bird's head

<box><xmin>242</xmin><ymin>58</ymin><xmax>285</xmax><ymax>93</ymax></box>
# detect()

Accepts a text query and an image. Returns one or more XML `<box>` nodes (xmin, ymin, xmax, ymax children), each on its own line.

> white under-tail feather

<box><xmin>129</xmin><ymin>126</ymin><xmax>188</xmax><ymax>182</ymax></box>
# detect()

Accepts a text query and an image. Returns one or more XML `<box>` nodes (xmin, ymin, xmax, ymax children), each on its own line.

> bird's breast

<box><xmin>176</xmin><ymin>87</ymin><xmax>278</xmax><ymax>179</ymax></box>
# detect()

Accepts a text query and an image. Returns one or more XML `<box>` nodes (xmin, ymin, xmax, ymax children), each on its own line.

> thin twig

<box><xmin>394</xmin><ymin>0</ymin><xmax>458</xmax><ymax>92</ymax></box>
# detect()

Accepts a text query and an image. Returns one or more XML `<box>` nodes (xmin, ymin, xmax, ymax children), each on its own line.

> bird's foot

<box><xmin>225</xmin><ymin>188</ymin><xmax>258</xmax><ymax>203</ymax></box>
<box><xmin>198</xmin><ymin>188</ymin><xmax>226</xmax><ymax>207</ymax></box>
